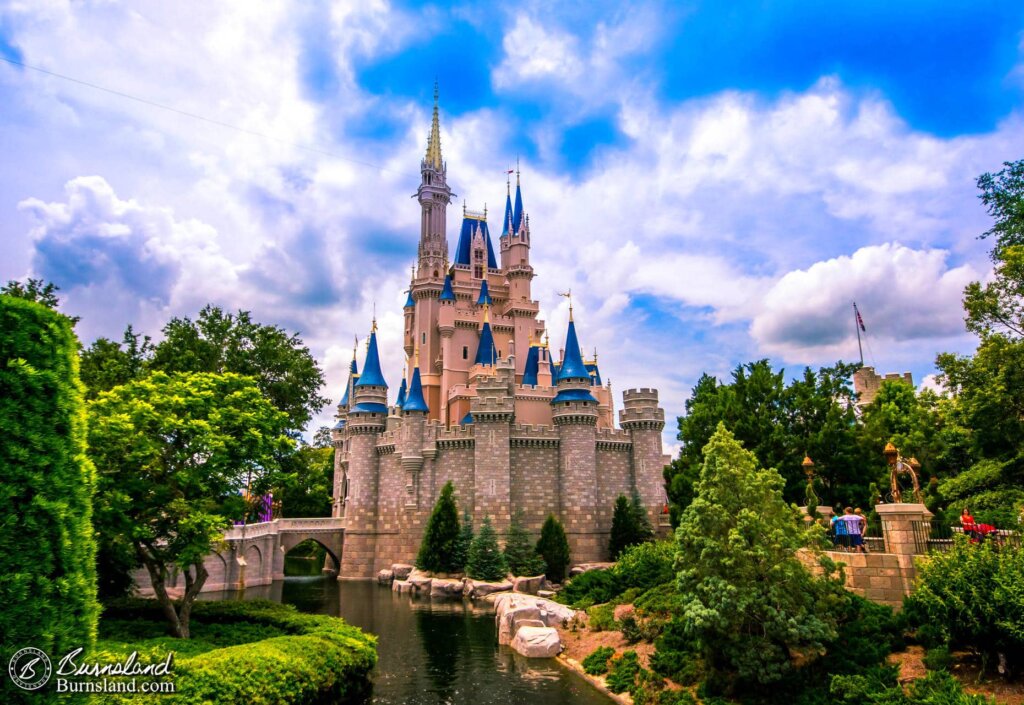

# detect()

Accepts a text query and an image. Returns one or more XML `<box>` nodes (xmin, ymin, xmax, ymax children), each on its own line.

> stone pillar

<box><xmin>619</xmin><ymin>389</ymin><xmax>667</xmax><ymax>535</ymax></box>
<box><xmin>470</xmin><ymin>369</ymin><xmax>514</xmax><ymax>531</ymax></box>
<box><xmin>876</xmin><ymin>502</ymin><xmax>932</xmax><ymax>594</ymax></box>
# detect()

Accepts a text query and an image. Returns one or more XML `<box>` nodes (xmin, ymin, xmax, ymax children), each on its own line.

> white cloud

<box><xmin>493</xmin><ymin>16</ymin><xmax>583</xmax><ymax>87</ymax></box>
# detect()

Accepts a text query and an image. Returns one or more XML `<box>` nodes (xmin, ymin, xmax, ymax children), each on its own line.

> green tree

<box><xmin>78</xmin><ymin>325</ymin><xmax>153</xmax><ymax>398</ymax></box>
<box><xmin>466</xmin><ymin>516</ymin><xmax>507</xmax><ymax>582</ymax></box>
<box><xmin>88</xmin><ymin>372</ymin><xmax>291</xmax><ymax>638</ymax></box>
<box><xmin>1</xmin><ymin>277</ymin><xmax>79</xmax><ymax>324</ymax></box>
<box><xmin>150</xmin><ymin>305</ymin><xmax>327</xmax><ymax>431</ymax></box>
<box><xmin>630</xmin><ymin>489</ymin><xmax>655</xmax><ymax>543</ymax></box>
<box><xmin>452</xmin><ymin>511</ymin><xmax>474</xmax><ymax>573</ymax></box>
<box><xmin>503</xmin><ymin>511</ymin><xmax>545</xmax><ymax>576</ymax></box>
<box><xmin>276</xmin><ymin>443</ymin><xmax>334</xmax><ymax>518</ymax></box>
<box><xmin>676</xmin><ymin>424</ymin><xmax>842</xmax><ymax>691</ymax></box>
<box><xmin>415</xmin><ymin>481</ymin><xmax>462</xmax><ymax>573</ymax></box>
<box><xmin>0</xmin><ymin>296</ymin><xmax>98</xmax><ymax>688</ymax></box>
<box><xmin>536</xmin><ymin>514</ymin><xmax>571</xmax><ymax>583</ymax></box>
<box><xmin>609</xmin><ymin>495</ymin><xmax>642</xmax><ymax>559</ymax></box>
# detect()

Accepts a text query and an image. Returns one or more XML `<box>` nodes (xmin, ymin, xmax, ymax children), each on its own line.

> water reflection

<box><xmin>204</xmin><ymin>578</ymin><xmax>608</xmax><ymax>705</ymax></box>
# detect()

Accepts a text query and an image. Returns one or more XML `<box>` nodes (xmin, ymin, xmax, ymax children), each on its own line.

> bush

<box><xmin>536</xmin><ymin>514</ymin><xmax>571</xmax><ymax>582</ymax></box>
<box><xmin>97</xmin><ymin>599</ymin><xmax>377</xmax><ymax>704</ymax></box>
<box><xmin>503</xmin><ymin>510</ymin><xmax>546</xmax><ymax>576</ymax></box>
<box><xmin>466</xmin><ymin>516</ymin><xmax>508</xmax><ymax>581</ymax></box>
<box><xmin>650</xmin><ymin>619</ymin><xmax>704</xmax><ymax>686</ymax></box>
<box><xmin>416</xmin><ymin>481</ymin><xmax>462</xmax><ymax>573</ymax></box>
<box><xmin>606</xmin><ymin>650</ymin><xmax>642</xmax><ymax>694</ymax></box>
<box><xmin>632</xmin><ymin>667</ymin><xmax>666</xmax><ymax>705</ymax></box>
<box><xmin>635</xmin><ymin>582</ymin><xmax>683</xmax><ymax>617</ymax></box>
<box><xmin>587</xmin><ymin>603</ymin><xmax>618</xmax><ymax>632</ymax></box>
<box><xmin>582</xmin><ymin>645</ymin><xmax>616</xmax><ymax>675</ymax></box>
<box><xmin>904</xmin><ymin>536</ymin><xmax>1024</xmax><ymax>671</ymax></box>
<box><xmin>830</xmin><ymin>666</ymin><xmax>995</xmax><ymax>705</ymax></box>
<box><xmin>621</xmin><ymin>614</ymin><xmax>643</xmax><ymax>644</ymax></box>
<box><xmin>924</xmin><ymin>646</ymin><xmax>954</xmax><ymax>672</ymax></box>
<box><xmin>824</xmin><ymin>593</ymin><xmax>905</xmax><ymax>676</ymax></box>
<box><xmin>0</xmin><ymin>296</ymin><xmax>99</xmax><ymax>692</ymax></box>
<box><xmin>559</xmin><ymin>568</ymin><xmax>622</xmax><ymax>608</ymax></box>
<box><xmin>615</xmin><ymin>540</ymin><xmax>676</xmax><ymax>591</ymax></box>
<box><xmin>655</xmin><ymin>691</ymin><xmax>696</xmax><ymax>705</ymax></box>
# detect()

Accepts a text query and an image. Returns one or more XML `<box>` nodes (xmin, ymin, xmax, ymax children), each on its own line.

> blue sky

<box><xmin>1</xmin><ymin>1</ymin><xmax>1022</xmax><ymax>450</ymax></box>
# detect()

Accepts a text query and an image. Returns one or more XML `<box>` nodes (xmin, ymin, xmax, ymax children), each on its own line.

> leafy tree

<box><xmin>503</xmin><ymin>510</ymin><xmax>545</xmax><ymax>576</ymax></box>
<box><xmin>276</xmin><ymin>443</ymin><xmax>334</xmax><ymax>518</ymax></box>
<box><xmin>88</xmin><ymin>372</ymin><xmax>291</xmax><ymax>637</ymax></box>
<box><xmin>415</xmin><ymin>481</ymin><xmax>462</xmax><ymax>573</ymax></box>
<box><xmin>610</xmin><ymin>494</ymin><xmax>648</xmax><ymax>559</ymax></box>
<box><xmin>0</xmin><ymin>296</ymin><xmax>98</xmax><ymax>684</ymax></box>
<box><xmin>1</xmin><ymin>277</ymin><xmax>79</xmax><ymax>324</ymax></box>
<box><xmin>676</xmin><ymin>424</ymin><xmax>843</xmax><ymax>691</ymax></box>
<box><xmin>452</xmin><ymin>511</ymin><xmax>474</xmax><ymax>573</ymax></box>
<box><xmin>150</xmin><ymin>305</ymin><xmax>327</xmax><ymax>431</ymax></box>
<box><xmin>536</xmin><ymin>514</ymin><xmax>571</xmax><ymax>582</ymax></box>
<box><xmin>466</xmin><ymin>516</ymin><xmax>507</xmax><ymax>581</ymax></box>
<box><xmin>79</xmin><ymin>324</ymin><xmax>153</xmax><ymax>398</ymax></box>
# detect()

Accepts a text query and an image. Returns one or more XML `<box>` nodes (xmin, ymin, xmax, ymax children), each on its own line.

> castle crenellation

<box><xmin>329</xmin><ymin>90</ymin><xmax>670</xmax><ymax>578</ymax></box>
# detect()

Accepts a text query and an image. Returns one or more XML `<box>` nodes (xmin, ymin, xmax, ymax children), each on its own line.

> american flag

<box><xmin>854</xmin><ymin>303</ymin><xmax>866</xmax><ymax>332</ymax></box>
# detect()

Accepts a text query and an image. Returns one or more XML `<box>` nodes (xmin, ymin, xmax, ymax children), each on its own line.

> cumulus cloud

<box><xmin>750</xmin><ymin>243</ymin><xmax>980</xmax><ymax>361</ymax></box>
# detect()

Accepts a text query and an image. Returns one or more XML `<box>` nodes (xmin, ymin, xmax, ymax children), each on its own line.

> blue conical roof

<box><xmin>403</xmin><ymin>365</ymin><xmax>429</xmax><ymax>413</ymax></box>
<box><xmin>501</xmin><ymin>189</ymin><xmax>514</xmax><ymax>236</ymax></box>
<box><xmin>512</xmin><ymin>181</ymin><xmax>524</xmax><ymax>233</ymax></box>
<box><xmin>460</xmin><ymin>411</ymin><xmax>474</xmax><ymax>425</ymax></box>
<box><xmin>556</xmin><ymin>319</ymin><xmax>589</xmax><ymax>382</ymax></box>
<box><xmin>522</xmin><ymin>344</ymin><xmax>540</xmax><ymax>386</ymax></box>
<box><xmin>454</xmin><ymin>217</ymin><xmax>498</xmax><ymax>268</ymax></box>
<box><xmin>395</xmin><ymin>377</ymin><xmax>407</xmax><ymax>408</ymax></box>
<box><xmin>404</xmin><ymin>289</ymin><xmax>414</xmax><ymax>308</ymax></box>
<box><xmin>477</xmin><ymin>279</ymin><xmax>492</xmax><ymax>305</ymax></box>
<box><xmin>340</xmin><ymin>356</ymin><xmax>358</xmax><ymax>407</ymax></box>
<box><xmin>355</xmin><ymin>328</ymin><xmax>387</xmax><ymax>388</ymax></box>
<box><xmin>474</xmin><ymin>318</ymin><xmax>497</xmax><ymax>366</ymax></box>
<box><xmin>438</xmin><ymin>275</ymin><xmax>456</xmax><ymax>302</ymax></box>
<box><xmin>585</xmin><ymin>362</ymin><xmax>602</xmax><ymax>386</ymax></box>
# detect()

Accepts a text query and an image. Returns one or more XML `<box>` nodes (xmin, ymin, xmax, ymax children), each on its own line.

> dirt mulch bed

<box><xmin>559</xmin><ymin>624</ymin><xmax>657</xmax><ymax>669</ymax></box>
<box><xmin>889</xmin><ymin>646</ymin><xmax>1024</xmax><ymax>705</ymax></box>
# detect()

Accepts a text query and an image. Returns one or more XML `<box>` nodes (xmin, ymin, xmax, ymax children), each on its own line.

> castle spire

<box><xmin>356</xmin><ymin>322</ymin><xmax>387</xmax><ymax>388</ymax></box>
<box><xmin>501</xmin><ymin>170</ymin><xmax>514</xmax><ymax>237</ymax></box>
<box><xmin>512</xmin><ymin>162</ymin><xmax>525</xmax><ymax>233</ymax></box>
<box><xmin>403</xmin><ymin>344</ymin><xmax>429</xmax><ymax>413</ymax></box>
<box><xmin>339</xmin><ymin>337</ymin><xmax>360</xmax><ymax>408</ymax></box>
<box><xmin>477</xmin><ymin>279</ymin><xmax>492</xmax><ymax>306</ymax></box>
<box><xmin>474</xmin><ymin>304</ymin><xmax>497</xmax><ymax>366</ymax></box>
<box><xmin>556</xmin><ymin>316</ymin><xmax>589</xmax><ymax>382</ymax></box>
<box><xmin>425</xmin><ymin>80</ymin><xmax>443</xmax><ymax>171</ymax></box>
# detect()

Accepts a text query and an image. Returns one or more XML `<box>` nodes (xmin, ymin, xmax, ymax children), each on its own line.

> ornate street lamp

<box><xmin>883</xmin><ymin>442</ymin><xmax>922</xmax><ymax>504</ymax></box>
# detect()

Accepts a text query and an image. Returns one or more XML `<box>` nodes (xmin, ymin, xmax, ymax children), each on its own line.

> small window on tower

<box><xmin>422</xmin><ymin>332</ymin><xmax>426</xmax><ymax>345</ymax></box>
<box><xmin>433</xmin><ymin>270</ymin><xmax>438</xmax><ymax>278</ymax></box>
<box><xmin>462</xmin><ymin>346</ymin><xmax>468</xmax><ymax>360</ymax></box>
<box><xmin>474</xmin><ymin>249</ymin><xmax>483</xmax><ymax>262</ymax></box>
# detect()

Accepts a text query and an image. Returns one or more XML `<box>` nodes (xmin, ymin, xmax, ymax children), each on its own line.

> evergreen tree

<box><xmin>415</xmin><ymin>481</ymin><xmax>462</xmax><ymax>573</ymax></box>
<box><xmin>609</xmin><ymin>495</ymin><xmax>638</xmax><ymax>559</ymax></box>
<box><xmin>503</xmin><ymin>510</ymin><xmax>545</xmax><ymax>576</ymax></box>
<box><xmin>630</xmin><ymin>489</ymin><xmax>655</xmax><ymax>543</ymax></box>
<box><xmin>452</xmin><ymin>511</ymin><xmax>474</xmax><ymax>573</ymax></box>
<box><xmin>1</xmin><ymin>296</ymin><xmax>98</xmax><ymax>683</ymax></box>
<box><xmin>466</xmin><ymin>516</ymin><xmax>507</xmax><ymax>581</ymax></box>
<box><xmin>536</xmin><ymin>514</ymin><xmax>572</xmax><ymax>582</ymax></box>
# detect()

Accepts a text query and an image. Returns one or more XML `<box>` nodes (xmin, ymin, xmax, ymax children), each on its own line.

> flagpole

<box><xmin>854</xmin><ymin>302</ymin><xmax>864</xmax><ymax>367</ymax></box>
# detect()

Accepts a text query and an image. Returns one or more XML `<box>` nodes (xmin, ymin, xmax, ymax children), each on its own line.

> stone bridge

<box><xmin>133</xmin><ymin>517</ymin><xmax>345</xmax><ymax>595</ymax></box>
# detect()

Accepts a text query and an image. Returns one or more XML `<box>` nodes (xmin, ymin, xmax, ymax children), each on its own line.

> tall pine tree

<box><xmin>466</xmin><ymin>516</ymin><xmax>507</xmax><ymax>581</ymax></box>
<box><xmin>536</xmin><ymin>514</ymin><xmax>571</xmax><ymax>582</ymax></box>
<box><xmin>415</xmin><ymin>481</ymin><xmax>462</xmax><ymax>573</ymax></box>
<box><xmin>503</xmin><ymin>510</ymin><xmax>545</xmax><ymax>576</ymax></box>
<box><xmin>452</xmin><ymin>511</ymin><xmax>474</xmax><ymax>574</ymax></box>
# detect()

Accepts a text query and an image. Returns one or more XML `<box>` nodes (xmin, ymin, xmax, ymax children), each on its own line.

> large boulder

<box><xmin>430</xmin><ymin>578</ymin><xmax>464</xmax><ymax>598</ymax></box>
<box><xmin>391</xmin><ymin>563</ymin><xmax>414</xmax><ymax>581</ymax></box>
<box><xmin>510</xmin><ymin>626</ymin><xmax>562</xmax><ymax>658</ymax></box>
<box><xmin>512</xmin><ymin>575</ymin><xmax>544</xmax><ymax>595</ymax></box>
<box><xmin>464</xmin><ymin>579</ymin><xmax>513</xmax><ymax>599</ymax></box>
<box><xmin>568</xmin><ymin>562</ymin><xmax>615</xmax><ymax>577</ymax></box>
<box><xmin>392</xmin><ymin>579</ymin><xmax>414</xmax><ymax>594</ymax></box>
<box><xmin>408</xmin><ymin>569</ymin><xmax>433</xmax><ymax>593</ymax></box>
<box><xmin>497</xmin><ymin>605</ymin><xmax>542</xmax><ymax>645</ymax></box>
<box><xmin>377</xmin><ymin>569</ymin><xmax>394</xmax><ymax>585</ymax></box>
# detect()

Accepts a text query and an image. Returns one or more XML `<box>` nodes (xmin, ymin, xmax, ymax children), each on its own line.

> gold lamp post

<box><xmin>883</xmin><ymin>442</ymin><xmax>922</xmax><ymax>504</ymax></box>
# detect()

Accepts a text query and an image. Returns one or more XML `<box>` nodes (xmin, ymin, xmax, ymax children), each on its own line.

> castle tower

<box><xmin>551</xmin><ymin>309</ymin><xmax>602</xmax><ymax>562</ymax></box>
<box><xmin>469</xmin><ymin>348</ymin><xmax>515</xmax><ymax>532</ymax></box>
<box><xmin>416</xmin><ymin>82</ymin><xmax>451</xmax><ymax>280</ymax></box>
<box><xmin>620</xmin><ymin>388</ymin><xmax>667</xmax><ymax>531</ymax></box>
<box><xmin>400</xmin><ymin>348</ymin><xmax>429</xmax><ymax>509</ymax></box>
<box><xmin>340</xmin><ymin>322</ymin><xmax>388</xmax><ymax>578</ymax></box>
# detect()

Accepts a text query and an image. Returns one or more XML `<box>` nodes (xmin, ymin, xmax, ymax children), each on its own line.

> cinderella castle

<box><xmin>330</xmin><ymin>91</ymin><xmax>670</xmax><ymax>578</ymax></box>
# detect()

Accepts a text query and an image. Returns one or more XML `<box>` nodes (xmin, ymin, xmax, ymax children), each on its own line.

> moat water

<box><xmin>202</xmin><ymin>574</ymin><xmax>609</xmax><ymax>705</ymax></box>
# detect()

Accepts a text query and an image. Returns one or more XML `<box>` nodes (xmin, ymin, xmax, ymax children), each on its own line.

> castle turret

<box><xmin>341</xmin><ymin>322</ymin><xmax>388</xmax><ymax>578</ymax></box>
<box><xmin>619</xmin><ymin>388</ymin><xmax>667</xmax><ymax>534</ymax></box>
<box><xmin>400</xmin><ymin>348</ymin><xmax>429</xmax><ymax>509</ymax></box>
<box><xmin>551</xmin><ymin>310</ymin><xmax>602</xmax><ymax>561</ymax></box>
<box><xmin>415</xmin><ymin>82</ymin><xmax>451</xmax><ymax>280</ymax></box>
<box><xmin>470</xmin><ymin>359</ymin><xmax>515</xmax><ymax>532</ymax></box>
<box><xmin>500</xmin><ymin>171</ymin><xmax>533</xmax><ymax>303</ymax></box>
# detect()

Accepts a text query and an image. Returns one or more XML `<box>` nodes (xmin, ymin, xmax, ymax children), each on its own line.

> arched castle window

<box><xmin>474</xmin><ymin>265</ymin><xmax>483</xmax><ymax>278</ymax></box>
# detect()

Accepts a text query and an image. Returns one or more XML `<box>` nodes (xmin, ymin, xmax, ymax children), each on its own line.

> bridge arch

<box><xmin>279</xmin><ymin>532</ymin><xmax>342</xmax><ymax>573</ymax></box>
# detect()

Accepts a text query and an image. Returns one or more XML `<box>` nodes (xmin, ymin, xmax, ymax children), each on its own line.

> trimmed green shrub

<box><xmin>635</xmin><ymin>582</ymin><xmax>683</xmax><ymax>617</ymax></box>
<box><xmin>632</xmin><ymin>667</ymin><xmax>666</xmax><ymax>705</ymax></box>
<box><xmin>650</xmin><ymin>619</ymin><xmax>704</xmax><ymax>686</ymax></box>
<box><xmin>582</xmin><ymin>645</ymin><xmax>616</xmax><ymax>675</ymax></box>
<box><xmin>924</xmin><ymin>646</ymin><xmax>954</xmax><ymax>672</ymax></box>
<box><xmin>587</xmin><ymin>603</ymin><xmax>617</xmax><ymax>632</ymax></box>
<box><xmin>503</xmin><ymin>510</ymin><xmax>546</xmax><ymax>576</ymax></box>
<box><xmin>904</xmin><ymin>536</ymin><xmax>1024</xmax><ymax>671</ymax></box>
<box><xmin>615</xmin><ymin>540</ymin><xmax>675</xmax><ymax>591</ymax></box>
<box><xmin>559</xmin><ymin>568</ymin><xmax>622</xmax><ymax>608</ymax></box>
<box><xmin>536</xmin><ymin>514</ymin><xmax>571</xmax><ymax>583</ymax></box>
<box><xmin>466</xmin><ymin>516</ymin><xmax>507</xmax><ymax>581</ymax></box>
<box><xmin>830</xmin><ymin>666</ymin><xmax>995</xmax><ymax>704</ymax></box>
<box><xmin>96</xmin><ymin>599</ymin><xmax>377</xmax><ymax>704</ymax></box>
<box><xmin>606</xmin><ymin>650</ymin><xmax>642</xmax><ymax>694</ymax></box>
<box><xmin>0</xmin><ymin>296</ymin><xmax>99</xmax><ymax>691</ymax></box>
<box><xmin>621</xmin><ymin>614</ymin><xmax>643</xmax><ymax>644</ymax></box>
<box><xmin>655</xmin><ymin>690</ymin><xmax>696</xmax><ymax>705</ymax></box>
<box><xmin>416</xmin><ymin>481</ymin><xmax>462</xmax><ymax>573</ymax></box>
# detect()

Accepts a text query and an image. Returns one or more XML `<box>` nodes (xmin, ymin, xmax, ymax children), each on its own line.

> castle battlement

<box><xmin>331</xmin><ymin>90</ymin><xmax>669</xmax><ymax>578</ymax></box>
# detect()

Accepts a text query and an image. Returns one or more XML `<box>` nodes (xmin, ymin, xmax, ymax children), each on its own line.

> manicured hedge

<box><xmin>99</xmin><ymin>599</ymin><xmax>377</xmax><ymax>704</ymax></box>
<box><xmin>0</xmin><ymin>296</ymin><xmax>99</xmax><ymax>702</ymax></box>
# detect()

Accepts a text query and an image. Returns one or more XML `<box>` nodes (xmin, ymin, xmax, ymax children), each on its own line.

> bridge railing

<box><xmin>277</xmin><ymin>517</ymin><xmax>345</xmax><ymax>531</ymax></box>
<box><xmin>223</xmin><ymin>521</ymin><xmax>278</xmax><ymax>541</ymax></box>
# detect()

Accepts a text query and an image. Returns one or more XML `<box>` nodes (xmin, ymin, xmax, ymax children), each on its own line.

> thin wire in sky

<box><xmin>0</xmin><ymin>55</ymin><xmax>408</xmax><ymax>176</ymax></box>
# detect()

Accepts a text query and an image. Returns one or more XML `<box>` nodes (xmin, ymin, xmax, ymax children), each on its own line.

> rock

<box><xmin>408</xmin><ymin>571</ymin><xmax>433</xmax><ymax>593</ymax></box>
<box><xmin>497</xmin><ymin>605</ymin><xmax>542</xmax><ymax>644</ymax></box>
<box><xmin>568</xmin><ymin>562</ymin><xmax>615</xmax><ymax>577</ymax></box>
<box><xmin>391</xmin><ymin>563</ymin><xmax>414</xmax><ymax>581</ymax></box>
<box><xmin>613</xmin><ymin>603</ymin><xmax>635</xmax><ymax>621</ymax></box>
<box><xmin>510</xmin><ymin>625</ymin><xmax>562</xmax><ymax>658</ymax></box>
<box><xmin>392</xmin><ymin>579</ymin><xmax>413</xmax><ymax>594</ymax></box>
<box><xmin>464</xmin><ymin>579</ymin><xmax>513</xmax><ymax>599</ymax></box>
<box><xmin>537</xmin><ymin>590</ymin><xmax>555</xmax><ymax>599</ymax></box>
<box><xmin>377</xmin><ymin>569</ymin><xmax>394</xmax><ymax>585</ymax></box>
<box><xmin>512</xmin><ymin>575</ymin><xmax>544</xmax><ymax>595</ymax></box>
<box><xmin>429</xmin><ymin>578</ymin><xmax>464</xmax><ymax>598</ymax></box>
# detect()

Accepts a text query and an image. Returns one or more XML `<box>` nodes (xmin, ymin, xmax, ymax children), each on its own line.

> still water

<box><xmin>204</xmin><ymin>576</ymin><xmax>609</xmax><ymax>705</ymax></box>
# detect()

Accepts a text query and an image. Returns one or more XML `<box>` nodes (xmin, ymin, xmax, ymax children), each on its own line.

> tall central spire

<box><xmin>425</xmin><ymin>80</ymin><xmax>443</xmax><ymax>171</ymax></box>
